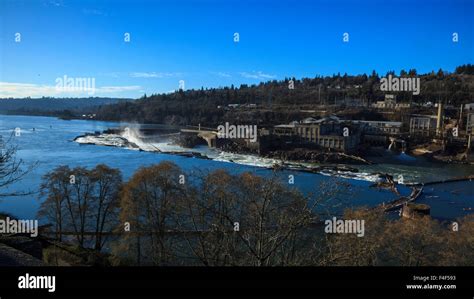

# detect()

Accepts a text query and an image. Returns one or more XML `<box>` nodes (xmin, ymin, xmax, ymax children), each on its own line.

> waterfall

<box><xmin>121</xmin><ymin>127</ymin><xmax>143</xmax><ymax>144</ymax></box>
<box><xmin>388</xmin><ymin>139</ymin><xmax>395</xmax><ymax>151</ymax></box>
<box><xmin>120</xmin><ymin>126</ymin><xmax>158</xmax><ymax>151</ymax></box>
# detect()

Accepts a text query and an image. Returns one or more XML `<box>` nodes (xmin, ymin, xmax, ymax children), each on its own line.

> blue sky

<box><xmin>0</xmin><ymin>0</ymin><xmax>473</xmax><ymax>98</ymax></box>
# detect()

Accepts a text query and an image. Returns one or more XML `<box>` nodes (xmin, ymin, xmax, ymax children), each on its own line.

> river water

<box><xmin>0</xmin><ymin>115</ymin><xmax>472</xmax><ymax>221</ymax></box>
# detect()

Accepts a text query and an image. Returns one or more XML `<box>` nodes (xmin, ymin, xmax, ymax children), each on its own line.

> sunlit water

<box><xmin>0</xmin><ymin>115</ymin><xmax>472</xmax><ymax>221</ymax></box>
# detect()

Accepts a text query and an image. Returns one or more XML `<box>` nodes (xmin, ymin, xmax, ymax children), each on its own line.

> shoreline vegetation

<box><xmin>4</xmin><ymin>120</ymin><xmax>472</xmax><ymax>266</ymax></box>
<box><xmin>0</xmin><ymin>162</ymin><xmax>472</xmax><ymax>267</ymax></box>
<box><xmin>1</xmin><ymin>118</ymin><xmax>473</xmax><ymax>266</ymax></box>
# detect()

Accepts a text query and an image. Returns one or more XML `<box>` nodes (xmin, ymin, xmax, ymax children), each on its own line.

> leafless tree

<box><xmin>90</xmin><ymin>164</ymin><xmax>122</xmax><ymax>251</ymax></box>
<box><xmin>118</xmin><ymin>161</ymin><xmax>183</xmax><ymax>265</ymax></box>
<box><xmin>39</xmin><ymin>166</ymin><xmax>72</xmax><ymax>242</ymax></box>
<box><xmin>175</xmin><ymin>170</ymin><xmax>318</xmax><ymax>266</ymax></box>
<box><xmin>0</xmin><ymin>133</ymin><xmax>36</xmax><ymax>198</ymax></box>
<box><xmin>39</xmin><ymin>164</ymin><xmax>122</xmax><ymax>250</ymax></box>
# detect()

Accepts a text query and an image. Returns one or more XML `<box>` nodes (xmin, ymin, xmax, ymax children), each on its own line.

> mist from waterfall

<box><xmin>387</xmin><ymin>139</ymin><xmax>395</xmax><ymax>151</ymax></box>
<box><xmin>120</xmin><ymin>126</ymin><xmax>160</xmax><ymax>151</ymax></box>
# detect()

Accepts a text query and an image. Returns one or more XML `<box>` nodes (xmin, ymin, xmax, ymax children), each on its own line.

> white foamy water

<box><xmin>211</xmin><ymin>151</ymin><xmax>281</xmax><ymax>168</ymax></box>
<box><xmin>75</xmin><ymin>130</ymin><xmax>387</xmax><ymax>182</ymax></box>
<box><xmin>75</xmin><ymin>134</ymin><xmax>140</xmax><ymax>149</ymax></box>
<box><xmin>319</xmin><ymin>170</ymin><xmax>383</xmax><ymax>183</ymax></box>
<box><xmin>120</xmin><ymin>127</ymin><xmax>160</xmax><ymax>151</ymax></box>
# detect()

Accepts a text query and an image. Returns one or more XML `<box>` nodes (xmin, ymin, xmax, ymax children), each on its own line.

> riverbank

<box><xmin>263</xmin><ymin>148</ymin><xmax>372</xmax><ymax>165</ymax></box>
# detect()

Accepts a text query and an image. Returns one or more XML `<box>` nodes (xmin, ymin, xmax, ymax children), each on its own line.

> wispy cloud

<box><xmin>43</xmin><ymin>0</ymin><xmax>65</xmax><ymax>7</ymax></box>
<box><xmin>98</xmin><ymin>85</ymin><xmax>142</xmax><ymax>93</ymax></box>
<box><xmin>211</xmin><ymin>71</ymin><xmax>232</xmax><ymax>78</ymax></box>
<box><xmin>0</xmin><ymin>82</ymin><xmax>141</xmax><ymax>98</ymax></box>
<box><xmin>129</xmin><ymin>72</ymin><xmax>182</xmax><ymax>78</ymax></box>
<box><xmin>239</xmin><ymin>71</ymin><xmax>276</xmax><ymax>80</ymax></box>
<box><xmin>82</xmin><ymin>8</ymin><xmax>108</xmax><ymax>16</ymax></box>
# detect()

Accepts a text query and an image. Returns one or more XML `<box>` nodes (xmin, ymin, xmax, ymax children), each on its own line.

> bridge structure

<box><xmin>110</xmin><ymin>124</ymin><xmax>221</xmax><ymax>148</ymax></box>
<box><xmin>109</xmin><ymin>124</ymin><xmax>219</xmax><ymax>146</ymax></box>
<box><xmin>180</xmin><ymin>125</ymin><xmax>219</xmax><ymax>148</ymax></box>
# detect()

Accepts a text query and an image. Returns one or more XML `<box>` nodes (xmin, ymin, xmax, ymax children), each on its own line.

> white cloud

<box><xmin>43</xmin><ymin>0</ymin><xmax>65</xmax><ymax>7</ymax></box>
<box><xmin>239</xmin><ymin>71</ymin><xmax>276</xmax><ymax>80</ymax></box>
<box><xmin>129</xmin><ymin>72</ymin><xmax>181</xmax><ymax>78</ymax></box>
<box><xmin>0</xmin><ymin>82</ymin><xmax>141</xmax><ymax>98</ymax></box>
<box><xmin>98</xmin><ymin>85</ymin><xmax>142</xmax><ymax>93</ymax></box>
<box><xmin>211</xmin><ymin>71</ymin><xmax>231</xmax><ymax>78</ymax></box>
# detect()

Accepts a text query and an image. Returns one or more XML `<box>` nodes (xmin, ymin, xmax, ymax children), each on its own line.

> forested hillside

<box><xmin>94</xmin><ymin>65</ymin><xmax>474</xmax><ymax>126</ymax></box>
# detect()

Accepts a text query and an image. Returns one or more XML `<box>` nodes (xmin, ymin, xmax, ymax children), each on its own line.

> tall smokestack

<box><xmin>436</xmin><ymin>101</ymin><xmax>443</xmax><ymax>137</ymax></box>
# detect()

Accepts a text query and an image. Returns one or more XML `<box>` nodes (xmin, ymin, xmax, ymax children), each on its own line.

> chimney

<box><xmin>436</xmin><ymin>101</ymin><xmax>443</xmax><ymax>137</ymax></box>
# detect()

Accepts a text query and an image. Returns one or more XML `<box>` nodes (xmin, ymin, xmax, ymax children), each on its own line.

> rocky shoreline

<box><xmin>169</xmin><ymin>133</ymin><xmax>208</xmax><ymax>148</ymax></box>
<box><xmin>263</xmin><ymin>148</ymin><xmax>372</xmax><ymax>165</ymax></box>
<box><xmin>410</xmin><ymin>145</ymin><xmax>474</xmax><ymax>165</ymax></box>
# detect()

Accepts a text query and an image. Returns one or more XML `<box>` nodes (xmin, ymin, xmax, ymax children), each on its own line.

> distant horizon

<box><xmin>1</xmin><ymin>0</ymin><xmax>473</xmax><ymax>98</ymax></box>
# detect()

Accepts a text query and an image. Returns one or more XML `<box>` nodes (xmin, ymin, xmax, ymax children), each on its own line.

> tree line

<box><xmin>93</xmin><ymin>65</ymin><xmax>474</xmax><ymax>127</ymax></box>
<box><xmin>38</xmin><ymin>161</ymin><xmax>474</xmax><ymax>266</ymax></box>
